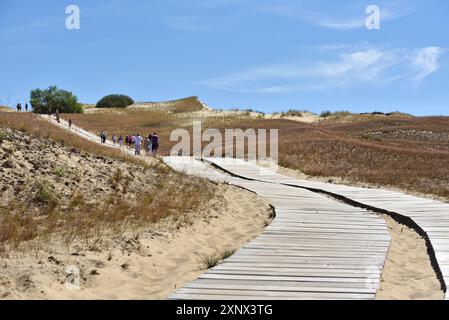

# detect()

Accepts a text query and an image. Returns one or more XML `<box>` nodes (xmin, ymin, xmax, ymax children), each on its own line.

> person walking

<box><xmin>100</xmin><ymin>131</ymin><xmax>106</xmax><ymax>143</ymax></box>
<box><xmin>68</xmin><ymin>119</ymin><xmax>72</xmax><ymax>130</ymax></box>
<box><xmin>112</xmin><ymin>133</ymin><xmax>117</xmax><ymax>146</ymax></box>
<box><xmin>144</xmin><ymin>135</ymin><xmax>151</xmax><ymax>156</ymax></box>
<box><xmin>118</xmin><ymin>135</ymin><xmax>123</xmax><ymax>148</ymax></box>
<box><xmin>151</xmin><ymin>132</ymin><xmax>159</xmax><ymax>156</ymax></box>
<box><xmin>25</xmin><ymin>103</ymin><xmax>28</xmax><ymax>112</ymax></box>
<box><xmin>55</xmin><ymin>109</ymin><xmax>60</xmax><ymax>123</ymax></box>
<box><xmin>134</xmin><ymin>133</ymin><xmax>143</xmax><ymax>155</ymax></box>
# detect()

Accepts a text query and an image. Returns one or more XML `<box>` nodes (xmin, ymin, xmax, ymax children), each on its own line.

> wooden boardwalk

<box><xmin>38</xmin><ymin>113</ymin><xmax>447</xmax><ymax>299</ymax></box>
<box><xmin>163</xmin><ymin>157</ymin><xmax>391</xmax><ymax>300</ymax></box>
<box><xmin>203</xmin><ymin>157</ymin><xmax>449</xmax><ymax>299</ymax></box>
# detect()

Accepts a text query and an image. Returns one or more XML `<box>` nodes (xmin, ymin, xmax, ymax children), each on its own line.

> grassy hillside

<box><xmin>204</xmin><ymin>115</ymin><xmax>449</xmax><ymax>199</ymax></box>
<box><xmin>61</xmin><ymin>108</ymin><xmax>449</xmax><ymax>199</ymax></box>
<box><xmin>83</xmin><ymin>96</ymin><xmax>207</xmax><ymax>114</ymax></box>
<box><xmin>133</xmin><ymin>96</ymin><xmax>208</xmax><ymax>113</ymax></box>
<box><xmin>0</xmin><ymin>112</ymin><xmax>216</xmax><ymax>248</ymax></box>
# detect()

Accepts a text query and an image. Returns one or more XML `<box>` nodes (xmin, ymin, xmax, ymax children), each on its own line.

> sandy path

<box><xmin>376</xmin><ymin>215</ymin><xmax>444</xmax><ymax>300</ymax></box>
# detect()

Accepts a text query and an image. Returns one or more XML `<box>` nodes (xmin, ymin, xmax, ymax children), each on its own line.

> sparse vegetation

<box><xmin>52</xmin><ymin>167</ymin><xmax>65</xmax><ymax>177</ymax></box>
<box><xmin>200</xmin><ymin>115</ymin><xmax>449</xmax><ymax>200</ymax></box>
<box><xmin>0</xmin><ymin>129</ymin><xmax>7</xmax><ymax>143</ymax></box>
<box><xmin>60</xmin><ymin>107</ymin><xmax>449</xmax><ymax>199</ymax></box>
<box><xmin>320</xmin><ymin>110</ymin><xmax>353</xmax><ymax>119</ymax></box>
<box><xmin>32</xmin><ymin>180</ymin><xmax>57</xmax><ymax>208</ymax></box>
<box><xmin>320</xmin><ymin>110</ymin><xmax>332</xmax><ymax>118</ymax></box>
<box><xmin>201</xmin><ymin>248</ymin><xmax>236</xmax><ymax>269</ymax></box>
<box><xmin>0</xmin><ymin>113</ymin><xmax>146</xmax><ymax>166</ymax></box>
<box><xmin>96</xmin><ymin>94</ymin><xmax>134</xmax><ymax>109</ymax></box>
<box><xmin>0</xmin><ymin>114</ymin><xmax>217</xmax><ymax>248</ymax></box>
<box><xmin>169</xmin><ymin>96</ymin><xmax>207</xmax><ymax>113</ymax></box>
<box><xmin>200</xmin><ymin>252</ymin><xmax>221</xmax><ymax>269</ymax></box>
<box><xmin>280</xmin><ymin>109</ymin><xmax>308</xmax><ymax>117</ymax></box>
<box><xmin>221</xmin><ymin>248</ymin><xmax>236</xmax><ymax>259</ymax></box>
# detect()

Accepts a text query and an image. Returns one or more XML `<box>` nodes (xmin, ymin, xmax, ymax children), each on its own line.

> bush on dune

<box><xmin>96</xmin><ymin>94</ymin><xmax>134</xmax><ymax>109</ymax></box>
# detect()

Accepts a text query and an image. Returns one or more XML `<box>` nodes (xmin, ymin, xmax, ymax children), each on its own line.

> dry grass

<box><xmin>200</xmin><ymin>247</ymin><xmax>236</xmax><ymax>269</ymax></box>
<box><xmin>0</xmin><ymin>112</ymin><xmax>217</xmax><ymax>249</ymax></box>
<box><xmin>200</xmin><ymin>114</ymin><xmax>449</xmax><ymax>199</ymax></box>
<box><xmin>64</xmin><ymin>109</ymin><xmax>180</xmax><ymax>155</ymax></box>
<box><xmin>0</xmin><ymin>106</ymin><xmax>14</xmax><ymax>113</ymax></box>
<box><xmin>0</xmin><ymin>113</ymin><xmax>148</xmax><ymax>167</ymax></box>
<box><xmin>165</xmin><ymin>96</ymin><xmax>207</xmax><ymax>113</ymax></box>
<box><xmin>0</xmin><ymin>165</ymin><xmax>214</xmax><ymax>250</ymax></box>
<box><xmin>200</xmin><ymin>252</ymin><xmax>221</xmax><ymax>269</ymax></box>
<box><xmin>26</xmin><ymin>108</ymin><xmax>449</xmax><ymax>200</ymax></box>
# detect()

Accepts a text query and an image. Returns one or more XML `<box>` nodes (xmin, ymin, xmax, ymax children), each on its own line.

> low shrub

<box><xmin>320</xmin><ymin>110</ymin><xmax>332</xmax><ymax>118</ymax></box>
<box><xmin>96</xmin><ymin>94</ymin><xmax>134</xmax><ymax>109</ymax></box>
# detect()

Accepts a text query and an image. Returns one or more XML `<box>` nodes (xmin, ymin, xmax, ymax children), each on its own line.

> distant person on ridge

<box><xmin>68</xmin><ymin>119</ymin><xmax>72</xmax><ymax>130</ymax></box>
<box><xmin>55</xmin><ymin>109</ymin><xmax>60</xmax><ymax>123</ymax></box>
<box><xmin>112</xmin><ymin>133</ymin><xmax>117</xmax><ymax>146</ymax></box>
<box><xmin>151</xmin><ymin>132</ymin><xmax>159</xmax><ymax>156</ymax></box>
<box><xmin>134</xmin><ymin>133</ymin><xmax>143</xmax><ymax>155</ymax></box>
<box><xmin>25</xmin><ymin>103</ymin><xmax>28</xmax><ymax>112</ymax></box>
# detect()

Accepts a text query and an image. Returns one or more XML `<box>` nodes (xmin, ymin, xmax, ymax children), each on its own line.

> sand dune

<box><xmin>0</xmin><ymin>185</ymin><xmax>272</xmax><ymax>300</ymax></box>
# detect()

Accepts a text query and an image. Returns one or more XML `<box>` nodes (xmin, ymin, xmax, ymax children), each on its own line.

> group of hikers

<box><xmin>15</xmin><ymin>102</ymin><xmax>29</xmax><ymax>112</ymax></box>
<box><xmin>100</xmin><ymin>132</ymin><xmax>160</xmax><ymax>156</ymax></box>
<box><xmin>47</xmin><ymin>111</ymin><xmax>159</xmax><ymax>157</ymax></box>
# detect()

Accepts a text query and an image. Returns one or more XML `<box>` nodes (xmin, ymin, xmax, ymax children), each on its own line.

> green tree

<box><xmin>30</xmin><ymin>86</ymin><xmax>83</xmax><ymax>114</ymax></box>
<box><xmin>96</xmin><ymin>94</ymin><xmax>134</xmax><ymax>109</ymax></box>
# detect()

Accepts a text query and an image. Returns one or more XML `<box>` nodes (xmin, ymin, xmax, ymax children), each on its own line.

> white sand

<box><xmin>376</xmin><ymin>215</ymin><xmax>444</xmax><ymax>300</ymax></box>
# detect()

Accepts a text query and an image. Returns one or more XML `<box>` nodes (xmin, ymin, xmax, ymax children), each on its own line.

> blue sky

<box><xmin>1</xmin><ymin>0</ymin><xmax>448</xmax><ymax>115</ymax></box>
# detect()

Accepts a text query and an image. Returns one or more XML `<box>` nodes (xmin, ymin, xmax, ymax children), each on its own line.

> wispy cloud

<box><xmin>410</xmin><ymin>47</ymin><xmax>442</xmax><ymax>81</ymax></box>
<box><xmin>259</xmin><ymin>0</ymin><xmax>416</xmax><ymax>30</ymax></box>
<box><xmin>202</xmin><ymin>46</ymin><xmax>443</xmax><ymax>93</ymax></box>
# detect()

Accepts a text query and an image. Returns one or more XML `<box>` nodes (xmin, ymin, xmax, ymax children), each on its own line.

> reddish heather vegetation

<box><xmin>208</xmin><ymin>115</ymin><xmax>449</xmax><ymax>199</ymax></box>
<box><xmin>53</xmin><ymin>108</ymin><xmax>449</xmax><ymax>199</ymax></box>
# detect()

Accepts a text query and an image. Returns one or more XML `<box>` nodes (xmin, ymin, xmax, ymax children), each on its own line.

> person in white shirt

<box><xmin>134</xmin><ymin>133</ymin><xmax>143</xmax><ymax>155</ymax></box>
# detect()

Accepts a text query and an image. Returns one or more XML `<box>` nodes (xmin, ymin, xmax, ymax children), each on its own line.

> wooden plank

<box><xmin>200</xmin><ymin>273</ymin><xmax>377</xmax><ymax>284</ymax></box>
<box><xmin>170</xmin><ymin>288</ymin><xmax>374</xmax><ymax>300</ymax></box>
<box><xmin>208</xmin><ymin>268</ymin><xmax>381</xmax><ymax>277</ymax></box>
<box><xmin>243</xmin><ymin>244</ymin><xmax>389</xmax><ymax>252</ymax></box>
<box><xmin>185</xmin><ymin>281</ymin><xmax>377</xmax><ymax>294</ymax></box>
